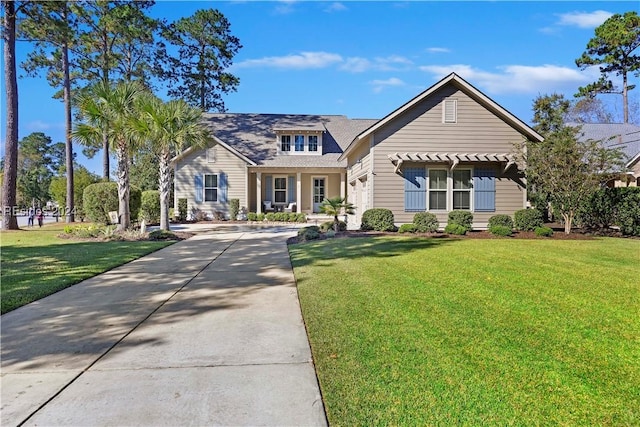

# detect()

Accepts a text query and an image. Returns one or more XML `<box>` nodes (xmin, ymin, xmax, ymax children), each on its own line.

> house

<box><xmin>570</xmin><ymin>123</ymin><xmax>640</xmax><ymax>187</ymax></box>
<box><xmin>172</xmin><ymin>73</ymin><xmax>544</xmax><ymax>229</ymax></box>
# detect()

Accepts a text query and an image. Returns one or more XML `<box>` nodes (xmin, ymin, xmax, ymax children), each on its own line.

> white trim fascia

<box><xmin>171</xmin><ymin>134</ymin><xmax>257</xmax><ymax>166</ymax></box>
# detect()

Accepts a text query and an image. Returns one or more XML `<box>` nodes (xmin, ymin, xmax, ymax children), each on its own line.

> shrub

<box><xmin>399</xmin><ymin>223</ymin><xmax>418</xmax><ymax>233</ymax></box>
<box><xmin>413</xmin><ymin>212</ymin><xmax>439</xmax><ymax>232</ymax></box>
<box><xmin>288</xmin><ymin>213</ymin><xmax>298</xmax><ymax>222</ymax></box>
<box><xmin>514</xmin><ymin>208</ymin><xmax>544</xmax><ymax>231</ymax></box>
<box><xmin>617</xmin><ymin>188</ymin><xmax>640</xmax><ymax>236</ymax></box>
<box><xmin>140</xmin><ymin>190</ymin><xmax>160</xmax><ymax>224</ymax></box>
<box><xmin>177</xmin><ymin>198</ymin><xmax>188</xmax><ymax>222</ymax></box>
<box><xmin>83</xmin><ymin>182</ymin><xmax>141</xmax><ymax>224</ymax></box>
<box><xmin>535</xmin><ymin>226</ymin><xmax>554</xmax><ymax>237</ymax></box>
<box><xmin>230</xmin><ymin>199</ymin><xmax>240</xmax><ymax>220</ymax></box>
<box><xmin>265</xmin><ymin>212</ymin><xmax>275</xmax><ymax>221</ymax></box>
<box><xmin>447</xmin><ymin>210</ymin><xmax>473</xmax><ymax>230</ymax></box>
<box><xmin>247</xmin><ymin>212</ymin><xmax>257</xmax><ymax>221</ymax></box>
<box><xmin>325</xmin><ymin>230</ymin><xmax>336</xmax><ymax>238</ymax></box>
<box><xmin>488</xmin><ymin>214</ymin><xmax>514</xmax><ymax>229</ymax></box>
<box><xmin>320</xmin><ymin>220</ymin><xmax>347</xmax><ymax>232</ymax></box>
<box><xmin>191</xmin><ymin>208</ymin><xmax>208</xmax><ymax>222</ymax></box>
<box><xmin>577</xmin><ymin>187</ymin><xmax>640</xmax><ymax>236</ymax></box>
<box><xmin>444</xmin><ymin>223</ymin><xmax>468</xmax><ymax>235</ymax></box>
<box><xmin>361</xmin><ymin>208</ymin><xmax>396</xmax><ymax>231</ymax></box>
<box><xmin>149</xmin><ymin>230</ymin><xmax>178</xmax><ymax>240</ymax></box>
<box><xmin>274</xmin><ymin>212</ymin><xmax>287</xmax><ymax>222</ymax></box>
<box><xmin>298</xmin><ymin>226</ymin><xmax>320</xmax><ymax>241</ymax></box>
<box><xmin>212</xmin><ymin>210</ymin><xmax>226</xmax><ymax>221</ymax></box>
<box><xmin>296</xmin><ymin>213</ymin><xmax>307</xmax><ymax>223</ymax></box>
<box><xmin>257</xmin><ymin>213</ymin><xmax>265</xmax><ymax>221</ymax></box>
<box><xmin>489</xmin><ymin>225</ymin><xmax>513</xmax><ymax>236</ymax></box>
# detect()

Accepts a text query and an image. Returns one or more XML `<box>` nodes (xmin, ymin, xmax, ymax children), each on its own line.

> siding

<box><xmin>370</xmin><ymin>85</ymin><xmax>527</xmax><ymax>227</ymax></box>
<box><xmin>347</xmin><ymin>140</ymin><xmax>371</xmax><ymax>182</ymax></box>
<box><xmin>174</xmin><ymin>143</ymin><xmax>248</xmax><ymax>218</ymax></box>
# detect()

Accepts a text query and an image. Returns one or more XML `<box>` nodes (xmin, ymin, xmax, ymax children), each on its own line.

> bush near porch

<box><xmin>290</xmin><ymin>237</ymin><xmax>640</xmax><ymax>426</ymax></box>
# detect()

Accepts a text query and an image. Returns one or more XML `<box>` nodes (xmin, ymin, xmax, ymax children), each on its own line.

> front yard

<box><xmin>289</xmin><ymin>237</ymin><xmax>639</xmax><ymax>425</ymax></box>
<box><xmin>0</xmin><ymin>223</ymin><xmax>174</xmax><ymax>314</ymax></box>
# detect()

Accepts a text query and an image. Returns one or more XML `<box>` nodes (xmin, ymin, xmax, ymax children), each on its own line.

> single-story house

<box><xmin>570</xmin><ymin>122</ymin><xmax>640</xmax><ymax>187</ymax></box>
<box><xmin>172</xmin><ymin>73</ymin><xmax>544</xmax><ymax>229</ymax></box>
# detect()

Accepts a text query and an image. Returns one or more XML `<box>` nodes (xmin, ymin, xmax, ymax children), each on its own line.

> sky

<box><xmin>2</xmin><ymin>0</ymin><xmax>639</xmax><ymax>176</ymax></box>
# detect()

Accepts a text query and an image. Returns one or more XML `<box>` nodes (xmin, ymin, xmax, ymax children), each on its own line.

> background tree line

<box><xmin>2</xmin><ymin>0</ymin><xmax>240</xmax><ymax>229</ymax></box>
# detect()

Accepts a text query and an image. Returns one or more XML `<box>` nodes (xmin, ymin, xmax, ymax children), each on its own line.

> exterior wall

<box><xmin>367</xmin><ymin>85</ymin><xmax>527</xmax><ymax>228</ymax></box>
<box><xmin>174</xmin><ymin>143</ymin><xmax>247</xmax><ymax>219</ymax></box>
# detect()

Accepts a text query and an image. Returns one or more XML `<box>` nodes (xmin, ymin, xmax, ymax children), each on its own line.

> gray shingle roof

<box><xmin>201</xmin><ymin>113</ymin><xmax>378</xmax><ymax>167</ymax></box>
<box><xmin>570</xmin><ymin>123</ymin><xmax>640</xmax><ymax>164</ymax></box>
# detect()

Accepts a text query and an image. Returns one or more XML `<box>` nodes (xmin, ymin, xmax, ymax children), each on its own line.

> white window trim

<box><xmin>427</xmin><ymin>168</ymin><xmax>448</xmax><ymax>211</ymax></box>
<box><xmin>276</xmin><ymin>132</ymin><xmax>323</xmax><ymax>155</ymax></box>
<box><xmin>308</xmin><ymin>134</ymin><xmax>319</xmax><ymax>152</ymax></box>
<box><xmin>273</xmin><ymin>175</ymin><xmax>288</xmax><ymax>205</ymax></box>
<box><xmin>204</xmin><ymin>173</ymin><xmax>218</xmax><ymax>202</ymax></box>
<box><xmin>452</xmin><ymin>168</ymin><xmax>473</xmax><ymax>211</ymax></box>
<box><xmin>442</xmin><ymin>98</ymin><xmax>457</xmax><ymax>124</ymax></box>
<box><xmin>311</xmin><ymin>175</ymin><xmax>328</xmax><ymax>212</ymax></box>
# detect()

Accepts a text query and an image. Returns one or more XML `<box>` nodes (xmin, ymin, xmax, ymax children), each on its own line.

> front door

<box><xmin>313</xmin><ymin>177</ymin><xmax>326</xmax><ymax>213</ymax></box>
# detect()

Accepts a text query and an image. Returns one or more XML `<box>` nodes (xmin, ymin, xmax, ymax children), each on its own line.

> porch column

<box><xmin>340</xmin><ymin>172</ymin><xmax>346</xmax><ymax>200</ymax></box>
<box><xmin>256</xmin><ymin>172</ymin><xmax>262</xmax><ymax>214</ymax></box>
<box><xmin>296</xmin><ymin>172</ymin><xmax>302</xmax><ymax>213</ymax></box>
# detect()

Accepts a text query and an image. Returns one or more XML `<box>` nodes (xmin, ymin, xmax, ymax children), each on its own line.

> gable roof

<box><xmin>175</xmin><ymin>113</ymin><xmax>377</xmax><ymax>168</ymax></box>
<box><xmin>569</xmin><ymin>122</ymin><xmax>640</xmax><ymax>167</ymax></box>
<box><xmin>338</xmin><ymin>72</ymin><xmax>544</xmax><ymax>161</ymax></box>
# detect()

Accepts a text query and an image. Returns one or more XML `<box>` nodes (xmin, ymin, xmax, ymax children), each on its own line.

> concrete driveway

<box><xmin>1</xmin><ymin>225</ymin><xmax>326</xmax><ymax>426</ymax></box>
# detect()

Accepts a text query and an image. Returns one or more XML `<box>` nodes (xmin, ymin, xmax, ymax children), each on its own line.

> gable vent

<box><xmin>443</xmin><ymin>99</ymin><xmax>457</xmax><ymax>123</ymax></box>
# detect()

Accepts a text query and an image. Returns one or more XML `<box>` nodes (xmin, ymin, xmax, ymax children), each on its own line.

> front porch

<box><xmin>248</xmin><ymin>168</ymin><xmax>346</xmax><ymax>214</ymax></box>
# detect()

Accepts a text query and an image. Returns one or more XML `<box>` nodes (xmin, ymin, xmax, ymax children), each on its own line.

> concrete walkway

<box><xmin>1</xmin><ymin>225</ymin><xmax>327</xmax><ymax>426</ymax></box>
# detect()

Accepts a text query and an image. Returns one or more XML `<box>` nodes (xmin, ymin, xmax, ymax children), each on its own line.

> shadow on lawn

<box><xmin>289</xmin><ymin>235</ymin><xmax>460</xmax><ymax>268</ymax></box>
<box><xmin>0</xmin><ymin>229</ymin><xmax>297</xmax><ymax>374</ymax></box>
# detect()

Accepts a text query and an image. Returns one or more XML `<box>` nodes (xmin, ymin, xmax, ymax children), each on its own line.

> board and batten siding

<box><xmin>370</xmin><ymin>85</ymin><xmax>527</xmax><ymax>227</ymax></box>
<box><xmin>174</xmin><ymin>143</ymin><xmax>248</xmax><ymax>218</ymax></box>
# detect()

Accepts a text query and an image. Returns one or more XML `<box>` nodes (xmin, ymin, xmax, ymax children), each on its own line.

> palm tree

<box><xmin>133</xmin><ymin>97</ymin><xmax>210</xmax><ymax>231</ymax></box>
<box><xmin>319</xmin><ymin>196</ymin><xmax>355</xmax><ymax>232</ymax></box>
<box><xmin>73</xmin><ymin>81</ymin><xmax>145</xmax><ymax>231</ymax></box>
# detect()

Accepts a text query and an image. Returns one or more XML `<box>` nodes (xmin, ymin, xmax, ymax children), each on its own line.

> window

<box><xmin>294</xmin><ymin>135</ymin><xmax>304</xmax><ymax>152</ymax></box>
<box><xmin>274</xmin><ymin>177</ymin><xmax>287</xmax><ymax>203</ymax></box>
<box><xmin>204</xmin><ymin>174</ymin><xmax>218</xmax><ymax>202</ymax></box>
<box><xmin>443</xmin><ymin>99</ymin><xmax>457</xmax><ymax>123</ymax></box>
<box><xmin>206</xmin><ymin>147</ymin><xmax>216</xmax><ymax>163</ymax></box>
<box><xmin>453</xmin><ymin>169</ymin><xmax>471</xmax><ymax>210</ymax></box>
<box><xmin>281</xmin><ymin>135</ymin><xmax>291</xmax><ymax>152</ymax></box>
<box><xmin>429</xmin><ymin>169</ymin><xmax>447</xmax><ymax>210</ymax></box>
<box><xmin>308</xmin><ymin>135</ymin><xmax>318</xmax><ymax>152</ymax></box>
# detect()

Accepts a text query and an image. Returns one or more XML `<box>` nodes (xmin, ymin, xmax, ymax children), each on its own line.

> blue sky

<box><xmin>2</xmin><ymin>1</ymin><xmax>638</xmax><ymax>175</ymax></box>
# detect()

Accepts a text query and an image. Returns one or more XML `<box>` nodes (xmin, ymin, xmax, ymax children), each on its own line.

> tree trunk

<box><xmin>115</xmin><ymin>145</ymin><xmax>130</xmax><ymax>231</ymax></box>
<box><xmin>62</xmin><ymin>10</ymin><xmax>75</xmax><ymax>223</ymax></box>
<box><xmin>2</xmin><ymin>0</ymin><xmax>19</xmax><ymax>230</ymax></box>
<box><xmin>334</xmin><ymin>215</ymin><xmax>339</xmax><ymax>232</ymax></box>
<box><xmin>562</xmin><ymin>212</ymin><xmax>573</xmax><ymax>234</ymax></box>
<box><xmin>623</xmin><ymin>71</ymin><xmax>628</xmax><ymax>124</ymax></box>
<box><xmin>158</xmin><ymin>149</ymin><xmax>171</xmax><ymax>231</ymax></box>
<box><xmin>102</xmin><ymin>131</ymin><xmax>109</xmax><ymax>180</ymax></box>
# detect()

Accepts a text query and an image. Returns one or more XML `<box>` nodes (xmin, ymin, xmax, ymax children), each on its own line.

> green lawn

<box><xmin>1</xmin><ymin>223</ymin><xmax>174</xmax><ymax>314</ymax></box>
<box><xmin>289</xmin><ymin>237</ymin><xmax>640</xmax><ymax>426</ymax></box>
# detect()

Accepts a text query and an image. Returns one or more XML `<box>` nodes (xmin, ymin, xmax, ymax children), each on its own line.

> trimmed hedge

<box><xmin>140</xmin><ymin>190</ymin><xmax>160</xmax><ymax>224</ymax></box>
<box><xmin>488</xmin><ymin>214</ymin><xmax>513</xmax><ymax>229</ymax></box>
<box><xmin>448</xmin><ymin>210</ymin><xmax>473</xmax><ymax>231</ymax></box>
<box><xmin>444</xmin><ymin>223</ymin><xmax>467</xmax><ymax>235</ymax></box>
<box><xmin>489</xmin><ymin>225</ymin><xmax>513</xmax><ymax>237</ymax></box>
<box><xmin>535</xmin><ymin>226</ymin><xmax>554</xmax><ymax>237</ymax></box>
<box><xmin>413</xmin><ymin>212</ymin><xmax>439</xmax><ymax>232</ymax></box>
<box><xmin>514</xmin><ymin>208</ymin><xmax>543</xmax><ymax>231</ymax></box>
<box><xmin>177</xmin><ymin>198</ymin><xmax>188</xmax><ymax>221</ymax></box>
<box><xmin>399</xmin><ymin>224</ymin><xmax>418</xmax><ymax>233</ymax></box>
<box><xmin>577</xmin><ymin>187</ymin><xmax>640</xmax><ymax>236</ymax></box>
<box><xmin>361</xmin><ymin>208</ymin><xmax>396</xmax><ymax>231</ymax></box>
<box><xmin>230</xmin><ymin>199</ymin><xmax>240</xmax><ymax>220</ymax></box>
<box><xmin>84</xmin><ymin>182</ymin><xmax>141</xmax><ymax>224</ymax></box>
<box><xmin>298</xmin><ymin>226</ymin><xmax>320</xmax><ymax>242</ymax></box>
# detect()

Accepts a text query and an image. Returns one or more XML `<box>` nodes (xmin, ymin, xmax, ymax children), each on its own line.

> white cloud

<box><xmin>236</xmin><ymin>52</ymin><xmax>343</xmax><ymax>69</ymax></box>
<box><xmin>419</xmin><ymin>64</ymin><xmax>601</xmax><ymax>95</ymax></box>
<box><xmin>340</xmin><ymin>55</ymin><xmax>413</xmax><ymax>73</ymax></box>
<box><xmin>369</xmin><ymin>77</ymin><xmax>405</xmax><ymax>93</ymax></box>
<box><xmin>556</xmin><ymin>10</ymin><xmax>613</xmax><ymax>28</ymax></box>
<box><xmin>426</xmin><ymin>47</ymin><xmax>451</xmax><ymax>54</ymax></box>
<box><xmin>324</xmin><ymin>2</ymin><xmax>347</xmax><ymax>13</ymax></box>
<box><xmin>274</xmin><ymin>0</ymin><xmax>297</xmax><ymax>15</ymax></box>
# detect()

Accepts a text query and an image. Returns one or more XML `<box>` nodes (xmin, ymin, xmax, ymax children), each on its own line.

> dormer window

<box><xmin>308</xmin><ymin>135</ymin><xmax>318</xmax><ymax>152</ymax></box>
<box><xmin>281</xmin><ymin>135</ymin><xmax>291</xmax><ymax>152</ymax></box>
<box><xmin>294</xmin><ymin>135</ymin><xmax>304</xmax><ymax>152</ymax></box>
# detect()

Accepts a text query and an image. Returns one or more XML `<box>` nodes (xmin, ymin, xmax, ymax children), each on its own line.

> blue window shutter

<box><xmin>194</xmin><ymin>175</ymin><xmax>203</xmax><ymax>203</ymax></box>
<box><xmin>265</xmin><ymin>175</ymin><xmax>272</xmax><ymax>202</ymax></box>
<box><xmin>404</xmin><ymin>167</ymin><xmax>426</xmax><ymax>211</ymax></box>
<box><xmin>219</xmin><ymin>172</ymin><xmax>227</xmax><ymax>203</ymax></box>
<box><xmin>288</xmin><ymin>176</ymin><xmax>296</xmax><ymax>203</ymax></box>
<box><xmin>474</xmin><ymin>169</ymin><xmax>495</xmax><ymax>212</ymax></box>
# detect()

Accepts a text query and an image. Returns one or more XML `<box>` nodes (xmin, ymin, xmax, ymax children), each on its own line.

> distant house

<box><xmin>172</xmin><ymin>73</ymin><xmax>544</xmax><ymax>229</ymax></box>
<box><xmin>570</xmin><ymin>123</ymin><xmax>640</xmax><ymax>187</ymax></box>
